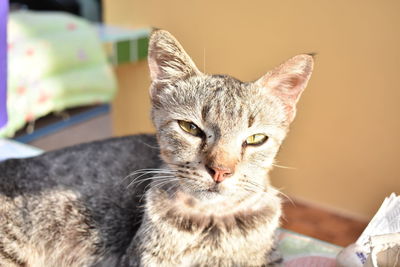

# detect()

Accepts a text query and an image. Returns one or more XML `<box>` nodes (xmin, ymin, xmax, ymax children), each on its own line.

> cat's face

<box><xmin>148</xmin><ymin>30</ymin><xmax>313</xmax><ymax>201</ymax></box>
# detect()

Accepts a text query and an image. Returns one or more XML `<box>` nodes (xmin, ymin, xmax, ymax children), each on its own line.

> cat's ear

<box><xmin>256</xmin><ymin>54</ymin><xmax>314</xmax><ymax>122</ymax></box>
<box><xmin>148</xmin><ymin>29</ymin><xmax>201</xmax><ymax>83</ymax></box>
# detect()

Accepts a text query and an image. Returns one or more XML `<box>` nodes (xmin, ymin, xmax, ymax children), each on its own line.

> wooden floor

<box><xmin>282</xmin><ymin>200</ymin><xmax>368</xmax><ymax>247</ymax></box>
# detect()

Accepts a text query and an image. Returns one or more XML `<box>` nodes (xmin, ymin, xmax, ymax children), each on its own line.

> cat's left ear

<box><xmin>256</xmin><ymin>54</ymin><xmax>314</xmax><ymax>122</ymax></box>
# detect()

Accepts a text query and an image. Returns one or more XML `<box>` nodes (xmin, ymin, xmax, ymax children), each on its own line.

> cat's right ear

<box><xmin>148</xmin><ymin>30</ymin><xmax>201</xmax><ymax>85</ymax></box>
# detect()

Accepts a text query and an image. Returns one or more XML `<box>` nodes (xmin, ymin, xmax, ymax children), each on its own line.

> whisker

<box><xmin>239</xmin><ymin>185</ymin><xmax>263</xmax><ymax>194</ymax></box>
<box><xmin>137</xmin><ymin>140</ymin><xmax>160</xmax><ymax>149</ymax></box>
<box><xmin>130</xmin><ymin>169</ymin><xmax>176</xmax><ymax>173</ymax></box>
<box><xmin>126</xmin><ymin>174</ymin><xmax>166</xmax><ymax>186</ymax></box>
<box><xmin>168</xmin><ymin>184</ymin><xmax>181</xmax><ymax>199</ymax></box>
<box><xmin>127</xmin><ymin>175</ymin><xmax>175</xmax><ymax>189</ymax></box>
<box><xmin>138</xmin><ymin>178</ymin><xmax>179</xmax><ymax>202</ymax></box>
<box><xmin>121</xmin><ymin>168</ymin><xmax>177</xmax><ymax>184</ymax></box>
<box><xmin>126</xmin><ymin>168</ymin><xmax>176</xmax><ymax>175</ymax></box>
<box><xmin>175</xmin><ymin>175</ymin><xmax>200</xmax><ymax>182</ymax></box>
<box><xmin>235</xmin><ymin>178</ymin><xmax>265</xmax><ymax>194</ymax></box>
<box><xmin>238</xmin><ymin>178</ymin><xmax>265</xmax><ymax>190</ymax></box>
<box><xmin>126</xmin><ymin>169</ymin><xmax>176</xmax><ymax>178</ymax></box>
<box><xmin>244</xmin><ymin>180</ymin><xmax>264</xmax><ymax>189</ymax></box>
<box><xmin>152</xmin><ymin>179</ymin><xmax>179</xmax><ymax>191</ymax></box>
<box><xmin>124</xmin><ymin>172</ymin><xmax>161</xmax><ymax>185</ymax></box>
<box><xmin>272</xmin><ymin>163</ymin><xmax>296</xmax><ymax>170</ymax></box>
<box><xmin>275</xmin><ymin>188</ymin><xmax>294</xmax><ymax>204</ymax></box>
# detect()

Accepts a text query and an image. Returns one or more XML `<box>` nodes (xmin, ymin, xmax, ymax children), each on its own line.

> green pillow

<box><xmin>1</xmin><ymin>11</ymin><xmax>117</xmax><ymax>137</ymax></box>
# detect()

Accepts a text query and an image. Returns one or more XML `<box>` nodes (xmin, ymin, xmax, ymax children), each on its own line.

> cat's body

<box><xmin>0</xmin><ymin>30</ymin><xmax>313</xmax><ymax>266</ymax></box>
<box><xmin>0</xmin><ymin>135</ymin><xmax>161</xmax><ymax>266</ymax></box>
<box><xmin>0</xmin><ymin>134</ymin><xmax>280</xmax><ymax>267</ymax></box>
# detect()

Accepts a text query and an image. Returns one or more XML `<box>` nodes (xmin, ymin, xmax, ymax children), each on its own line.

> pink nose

<box><xmin>205</xmin><ymin>165</ymin><xmax>234</xmax><ymax>183</ymax></box>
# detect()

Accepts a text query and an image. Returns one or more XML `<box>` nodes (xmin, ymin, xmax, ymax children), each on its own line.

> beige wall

<box><xmin>112</xmin><ymin>62</ymin><xmax>154</xmax><ymax>134</ymax></box>
<box><xmin>104</xmin><ymin>0</ymin><xmax>400</xmax><ymax>219</ymax></box>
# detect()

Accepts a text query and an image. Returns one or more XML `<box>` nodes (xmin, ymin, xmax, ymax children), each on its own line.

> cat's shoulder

<box><xmin>0</xmin><ymin>134</ymin><xmax>159</xmax><ymax>175</ymax></box>
<box><xmin>49</xmin><ymin>133</ymin><xmax>158</xmax><ymax>157</ymax></box>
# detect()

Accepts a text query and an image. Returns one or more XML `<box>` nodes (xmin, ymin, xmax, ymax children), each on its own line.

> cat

<box><xmin>0</xmin><ymin>29</ymin><xmax>313</xmax><ymax>266</ymax></box>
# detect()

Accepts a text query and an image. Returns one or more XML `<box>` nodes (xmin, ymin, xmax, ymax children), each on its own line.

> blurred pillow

<box><xmin>1</xmin><ymin>10</ymin><xmax>117</xmax><ymax>137</ymax></box>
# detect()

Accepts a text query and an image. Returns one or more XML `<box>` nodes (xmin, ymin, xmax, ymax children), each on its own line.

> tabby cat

<box><xmin>0</xmin><ymin>30</ymin><xmax>313</xmax><ymax>266</ymax></box>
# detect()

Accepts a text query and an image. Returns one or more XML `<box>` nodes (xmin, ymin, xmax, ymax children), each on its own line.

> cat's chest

<box><xmin>151</xmin><ymin>221</ymin><xmax>273</xmax><ymax>266</ymax></box>
<box><xmin>141</xmin><ymin>189</ymin><xmax>281</xmax><ymax>265</ymax></box>
<box><xmin>142</xmin><ymin>205</ymin><xmax>279</xmax><ymax>265</ymax></box>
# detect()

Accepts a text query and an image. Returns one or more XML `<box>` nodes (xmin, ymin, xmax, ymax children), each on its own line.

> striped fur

<box><xmin>0</xmin><ymin>30</ymin><xmax>313</xmax><ymax>266</ymax></box>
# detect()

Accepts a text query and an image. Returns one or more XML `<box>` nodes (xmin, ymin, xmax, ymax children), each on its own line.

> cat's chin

<box><xmin>179</xmin><ymin>188</ymin><xmax>221</xmax><ymax>201</ymax></box>
<box><xmin>183</xmin><ymin>187</ymin><xmax>244</xmax><ymax>204</ymax></box>
<box><xmin>172</xmin><ymin>187</ymin><xmax>269</xmax><ymax>216</ymax></box>
<box><xmin>195</xmin><ymin>190</ymin><xmax>224</xmax><ymax>201</ymax></box>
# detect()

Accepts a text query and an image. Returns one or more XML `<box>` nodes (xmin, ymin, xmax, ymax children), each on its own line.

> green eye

<box><xmin>245</xmin><ymin>134</ymin><xmax>268</xmax><ymax>146</ymax></box>
<box><xmin>178</xmin><ymin>120</ymin><xmax>202</xmax><ymax>136</ymax></box>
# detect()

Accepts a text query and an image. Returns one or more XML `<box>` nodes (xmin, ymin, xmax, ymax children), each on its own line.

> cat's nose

<box><xmin>205</xmin><ymin>165</ymin><xmax>234</xmax><ymax>183</ymax></box>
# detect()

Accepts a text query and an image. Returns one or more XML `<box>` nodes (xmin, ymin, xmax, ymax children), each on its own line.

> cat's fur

<box><xmin>0</xmin><ymin>30</ymin><xmax>313</xmax><ymax>266</ymax></box>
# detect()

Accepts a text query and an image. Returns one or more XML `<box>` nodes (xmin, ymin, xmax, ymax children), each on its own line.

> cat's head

<box><xmin>148</xmin><ymin>30</ymin><xmax>313</xmax><ymax>201</ymax></box>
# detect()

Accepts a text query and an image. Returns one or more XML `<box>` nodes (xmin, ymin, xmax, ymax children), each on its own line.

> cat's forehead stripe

<box><xmin>248</xmin><ymin>115</ymin><xmax>255</xmax><ymax>128</ymax></box>
<box><xmin>201</xmin><ymin>105</ymin><xmax>211</xmax><ymax>121</ymax></box>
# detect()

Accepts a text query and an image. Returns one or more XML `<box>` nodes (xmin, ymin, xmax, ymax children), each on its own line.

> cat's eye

<box><xmin>245</xmin><ymin>134</ymin><xmax>268</xmax><ymax>146</ymax></box>
<box><xmin>178</xmin><ymin>120</ymin><xmax>203</xmax><ymax>137</ymax></box>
